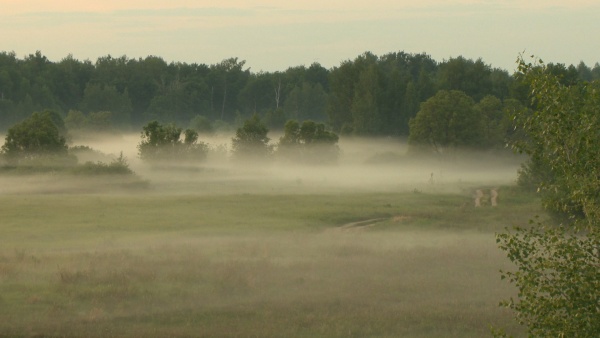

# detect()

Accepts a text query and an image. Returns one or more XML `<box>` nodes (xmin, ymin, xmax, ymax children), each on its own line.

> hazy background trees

<box><xmin>1</xmin><ymin>49</ymin><xmax>599</xmax><ymax>146</ymax></box>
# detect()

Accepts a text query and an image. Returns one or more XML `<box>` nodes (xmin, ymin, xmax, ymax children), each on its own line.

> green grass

<box><xmin>0</xmin><ymin>181</ymin><xmax>541</xmax><ymax>337</ymax></box>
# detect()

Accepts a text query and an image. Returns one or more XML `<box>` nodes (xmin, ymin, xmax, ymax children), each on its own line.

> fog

<box><xmin>0</xmin><ymin>133</ymin><xmax>524</xmax><ymax>195</ymax></box>
<box><xmin>0</xmin><ymin>132</ymin><xmax>529</xmax><ymax>336</ymax></box>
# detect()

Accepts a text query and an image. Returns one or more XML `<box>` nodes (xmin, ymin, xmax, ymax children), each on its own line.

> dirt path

<box><xmin>332</xmin><ymin>217</ymin><xmax>389</xmax><ymax>232</ymax></box>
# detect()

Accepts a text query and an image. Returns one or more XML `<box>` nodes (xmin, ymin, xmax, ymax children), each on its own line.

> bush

<box><xmin>70</xmin><ymin>153</ymin><xmax>133</xmax><ymax>175</ymax></box>
<box><xmin>231</xmin><ymin>114</ymin><xmax>272</xmax><ymax>161</ymax></box>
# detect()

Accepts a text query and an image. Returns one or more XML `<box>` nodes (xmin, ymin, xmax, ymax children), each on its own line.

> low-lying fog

<box><xmin>0</xmin><ymin>133</ymin><xmax>525</xmax><ymax>195</ymax></box>
<box><xmin>0</xmin><ymin>133</ymin><xmax>529</xmax><ymax>336</ymax></box>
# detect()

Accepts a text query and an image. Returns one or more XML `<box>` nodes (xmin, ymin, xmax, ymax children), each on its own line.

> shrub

<box><xmin>231</xmin><ymin>114</ymin><xmax>272</xmax><ymax>161</ymax></box>
<box><xmin>70</xmin><ymin>153</ymin><xmax>133</xmax><ymax>175</ymax></box>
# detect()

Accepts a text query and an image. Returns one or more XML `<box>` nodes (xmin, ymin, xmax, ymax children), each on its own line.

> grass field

<box><xmin>0</xmin><ymin>136</ymin><xmax>538</xmax><ymax>337</ymax></box>
<box><xmin>0</xmin><ymin>176</ymin><xmax>540</xmax><ymax>337</ymax></box>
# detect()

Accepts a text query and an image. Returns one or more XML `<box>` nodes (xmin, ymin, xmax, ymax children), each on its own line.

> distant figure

<box><xmin>475</xmin><ymin>189</ymin><xmax>484</xmax><ymax>207</ymax></box>
<box><xmin>490</xmin><ymin>188</ymin><xmax>499</xmax><ymax>206</ymax></box>
<box><xmin>429</xmin><ymin>172</ymin><xmax>434</xmax><ymax>184</ymax></box>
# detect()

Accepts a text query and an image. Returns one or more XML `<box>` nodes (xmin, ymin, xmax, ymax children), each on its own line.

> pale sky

<box><xmin>2</xmin><ymin>0</ymin><xmax>599</xmax><ymax>72</ymax></box>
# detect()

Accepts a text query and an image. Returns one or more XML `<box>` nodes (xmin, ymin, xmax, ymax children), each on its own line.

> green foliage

<box><xmin>68</xmin><ymin>145</ymin><xmax>115</xmax><ymax>164</ymax></box>
<box><xmin>1</xmin><ymin>111</ymin><xmax>72</xmax><ymax>165</ymax></box>
<box><xmin>283</xmin><ymin>82</ymin><xmax>328</xmax><ymax>121</ymax></box>
<box><xmin>475</xmin><ymin>95</ymin><xmax>510</xmax><ymax>149</ymax></box>
<box><xmin>70</xmin><ymin>152</ymin><xmax>133</xmax><ymax>175</ymax></box>
<box><xmin>277</xmin><ymin>120</ymin><xmax>339</xmax><ymax>164</ymax></box>
<box><xmin>497</xmin><ymin>225</ymin><xmax>600</xmax><ymax>337</ymax></box>
<box><xmin>1</xmin><ymin>50</ymin><xmax>598</xmax><ymax>137</ymax></box>
<box><xmin>231</xmin><ymin>114</ymin><xmax>272</xmax><ymax>160</ymax></box>
<box><xmin>262</xmin><ymin>108</ymin><xmax>287</xmax><ymax>130</ymax></box>
<box><xmin>189</xmin><ymin>115</ymin><xmax>214</xmax><ymax>134</ymax></box>
<box><xmin>327</xmin><ymin>60</ymin><xmax>358</xmax><ymax>131</ymax></box>
<box><xmin>408</xmin><ymin>90</ymin><xmax>482</xmax><ymax>153</ymax></box>
<box><xmin>138</xmin><ymin>121</ymin><xmax>208</xmax><ymax>162</ymax></box>
<box><xmin>496</xmin><ymin>56</ymin><xmax>600</xmax><ymax>337</ymax></box>
<box><xmin>351</xmin><ymin>64</ymin><xmax>382</xmax><ymax>135</ymax></box>
<box><xmin>512</xmin><ymin>57</ymin><xmax>600</xmax><ymax>220</ymax></box>
<box><xmin>65</xmin><ymin>110</ymin><xmax>114</xmax><ymax>132</ymax></box>
<box><xmin>64</xmin><ymin>109</ymin><xmax>87</xmax><ymax>130</ymax></box>
<box><xmin>212</xmin><ymin>119</ymin><xmax>234</xmax><ymax>133</ymax></box>
<box><xmin>79</xmin><ymin>83</ymin><xmax>132</xmax><ymax>126</ymax></box>
<box><xmin>437</xmin><ymin>57</ymin><xmax>494</xmax><ymax>101</ymax></box>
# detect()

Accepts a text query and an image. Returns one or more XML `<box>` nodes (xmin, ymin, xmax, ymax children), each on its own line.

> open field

<box><xmin>0</xmin><ymin>137</ymin><xmax>538</xmax><ymax>337</ymax></box>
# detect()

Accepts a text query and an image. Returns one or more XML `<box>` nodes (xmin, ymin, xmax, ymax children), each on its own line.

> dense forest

<box><xmin>1</xmin><ymin>50</ymin><xmax>599</xmax><ymax>138</ymax></box>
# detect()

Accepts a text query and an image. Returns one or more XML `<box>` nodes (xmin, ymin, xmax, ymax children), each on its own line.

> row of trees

<box><xmin>2</xmin><ymin>50</ymin><xmax>599</xmax><ymax>137</ymax></box>
<box><xmin>0</xmin><ymin>110</ymin><xmax>340</xmax><ymax>168</ymax></box>
<box><xmin>138</xmin><ymin>117</ymin><xmax>339</xmax><ymax>164</ymax></box>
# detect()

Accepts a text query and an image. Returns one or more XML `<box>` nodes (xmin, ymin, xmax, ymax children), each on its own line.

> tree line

<box><xmin>2</xmin><ymin>50</ymin><xmax>599</xmax><ymax>138</ymax></box>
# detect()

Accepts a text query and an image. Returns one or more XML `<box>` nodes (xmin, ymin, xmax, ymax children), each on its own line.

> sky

<box><xmin>1</xmin><ymin>0</ymin><xmax>599</xmax><ymax>72</ymax></box>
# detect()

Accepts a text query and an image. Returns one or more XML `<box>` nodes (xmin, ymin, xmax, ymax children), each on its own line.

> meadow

<box><xmin>0</xmin><ymin>136</ymin><xmax>538</xmax><ymax>337</ymax></box>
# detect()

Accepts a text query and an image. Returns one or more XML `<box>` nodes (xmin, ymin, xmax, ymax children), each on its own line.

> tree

<box><xmin>86</xmin><ymin>111</ymin><xmax>114</xmax><ymax>132</ymax></box>
<box><xmin>231</xmin><ymin>114</ymin><xmax>272</xmax><ymax>160</ymax></box>
<box><xmin>209</xmin><ymin>58</ymin><xmax>249</xmax><ymax>121</ymax></box>
<box><xmin>51</xmin><ymin>54</ymin><xmax>93</xmax><ymax>111</ymax></box>
<box><xmin>437</xmin><ymin>57</ymin><xmax>493</xmax><ymax>101</ymax></box>
<box><xmin>474</xmin><ymin>95</ymin><xmax>510</xmax><ymax>148</ymax></box>
<box><xmin>238</xmin><ymin>72</ymin><xmax>277</xmax><ymax>115</ymax></box>
<box><xmin>1</xmin><ymin>111</ymin><xmax>72</xmax><ymax>165</ymax></box>
<box><xmin>327</xmin><ymin>60</ymin><xmax>360</xmax><ymax>132</ymax></box>
<box><xmin>79</xmin><ymin>83</ymin><xmax>133</xmax><ymax>127</ymax></box>
<box><xmin>262</xmin><ymin>108</ymin><xmax>287</xmax><ymax>130</ymax></box>
<box><xmin>495</xmin><ymin>56</ymin><xmax>600</xmax><ymax>337</ymax></box>
<box><xmin>189</xmin><ymin>115</ymin><xmax>214</xmax><ymax>134</ymax></box>
<box><xmin>138</xmin><ymin>121</ymin><xmax>208</xmax><ymax>162</ymax></box>
<box><xmin>145</xmin><ymin>88</ymin><xmax>191</xmax><ymax>124</ymax></box>
<box><xmin>277</xmin><ymin>120</ymin><xmax>339</xmax><ymax>164</ymax></box>
<box><xmin>283</xmin><ymin>82</ymin><xmax>328</xmax><ymax>122</ymax></box>
<box><xmin>351</xmin><ymin>64</ymin><xmax>381</xmax><ymax>135</ymax></box>
<box><xmin>64</xmin><ymin>110</ymin><xmax>87</xmax><ymax>130</ymax></box>
<box><xmin>408</xmin><ymin>90</ymin><xmax>482</xmax><ymax>153</ymax></box>
<box><xmin>64</xmin><ymin>110</ymin><xmax>114</xmax><ymax>133</ymax></box>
